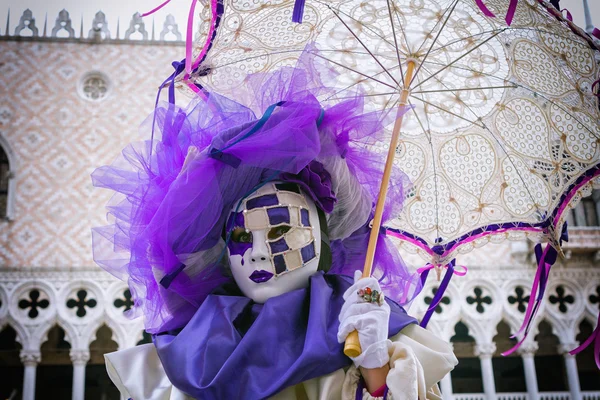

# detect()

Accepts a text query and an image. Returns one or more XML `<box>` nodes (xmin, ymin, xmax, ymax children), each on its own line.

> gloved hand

<box><xmin>337</xmin><ymin>270</ymin><xmax>391</xmax><ymax>369</ymax></box>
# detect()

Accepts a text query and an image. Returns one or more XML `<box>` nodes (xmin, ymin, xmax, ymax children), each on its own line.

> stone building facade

<box><xmin>0</xmin><ymin>7</ymin><xmax>599</xmax><ymax>400</ymax></box>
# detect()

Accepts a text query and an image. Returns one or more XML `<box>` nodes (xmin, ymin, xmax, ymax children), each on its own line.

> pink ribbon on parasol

<box><xmin>569</xmin><ymin>311</ymin><xmax>600</xmax><ymax>369</ymax></box>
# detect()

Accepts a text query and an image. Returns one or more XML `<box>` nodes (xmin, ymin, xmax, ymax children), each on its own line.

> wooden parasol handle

<box><xmin>344</xmin><ymin>60</ymin><xmax>416</xmax><ymax>358</ymax></box>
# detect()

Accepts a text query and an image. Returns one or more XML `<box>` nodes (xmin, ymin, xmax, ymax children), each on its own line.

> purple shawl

<box><xmin>153</xmin><ymin>272</ymin><xmax>417</xmax><ymax>399</ymax></box>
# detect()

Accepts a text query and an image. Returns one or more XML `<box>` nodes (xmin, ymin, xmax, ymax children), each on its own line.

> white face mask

<box><xmin>226</xmin><ymin>182</ymin><xmax>322</xmax><ymax>303</ymax></box>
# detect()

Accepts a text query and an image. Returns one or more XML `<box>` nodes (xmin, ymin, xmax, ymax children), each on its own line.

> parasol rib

<box><xmin>410</xmin><ymin>0</ymin><xmax>460</xmax><ymax>87</ymax></box>
<box><xmin>329</xmin><ymin>8</ymin><xmax>400</xmax><ymax>87</ymax></box>
<box><xmin>311</xmin><ymin>53</ymin><xmax>398</xmax><ymax>90</ymax></box>
<box><xmin>386</xmin><ymin>0</ymin><xmax>405</xmax><ymax>82</ymax></box>
<box><xmin>419</xmin><ymin>64</ymin><xmax>544</xmax><ymax>212</ymax></box>
<box><xmin>414</xmin><ymin>0</ymin><xmax>460</xmax><ymax>55</ymax></box>
<box><xmin>411</xmin><ymin>84</ymin><xmax>518</xmax><ymax>94</ymax></box>
<box><xmin>412</xmin><ymin>29</ymin><xmax>505</xmax><ymax>90</ymax></box>
<box><xmin>420</xmin><ymin>59</ymin><xmax>600</xmax><ymax>140</ymax></box>
<box><xmin>409</xmin><ymin>95</ymin><xmax>487</xmax><ymax>128</ymax></box>
<box><xmin>411</xmin><ymin>69</ymin><xmax>447</xmax><ymax>244</ymax></box>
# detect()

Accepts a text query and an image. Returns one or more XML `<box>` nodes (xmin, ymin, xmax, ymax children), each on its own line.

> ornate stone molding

<box><xmin>563</xmin><ymin>227</ymin><xmax>600</xmax><ymax>251</ymax></box>
<box><xmin>124</xmin><ymin>13</ymin><xmax>147</xmax><ymax>40</ymax></box>
<box><xmin>0</xmin><ymin>260</ymin><xmax>599</xmax><ymax>359</ymax></box>
<box><xmin>51</xmin><ymin>9</ymin><xmax>75</xmax><ymax>38</ymax></box>
<box><xmin>558</xmin><ymin>343</ymin><xmax>580</xmax><ymax>355</ymax></box>
<box><xmin>19</xmin><ymin>349</ymin><xmax>41</xmax><ymax>366</ymax></box>
<box><xmin>517</xmin><ymin>341</ymin><xmax>539</xmax><ymax>356</ymax></box>
<box><xmin>474</xmin><ymin>343</ymin><xmax>497</xmax><ymax>357</ymax></box>
<box><xmin>70</xmin><ymin>349</ymin><xmax>90</xmax><ymax>365</ymax></box>
<box><xmin>88</xmin><ymin>11</ymin><xmax>110</xmax><ymax>40</ymax></box>
<box><xmin>160</xmin><ymin>14</ymin><xmax>182</xmax><ymax>41</ymax></box>
<box><xmin>14</xmin><ymin>9</ymin><xmax>38</xmax><ymax>37</ymax></box>
<box><xmin>3</xmin><ymin>8</ymin><xmax>184</xmax><ymax>45</ymax></box>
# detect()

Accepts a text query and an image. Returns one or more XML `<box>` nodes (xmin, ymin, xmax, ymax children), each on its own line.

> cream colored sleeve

<box><xmin>104</xmin><ymin>344</ymin><xmax>192</xmax><ymax>400</ymax></box>
<box><xmin>341</xmin><ymin>324</ymin><xmax>458</xmax><ymax>400</ymax></box>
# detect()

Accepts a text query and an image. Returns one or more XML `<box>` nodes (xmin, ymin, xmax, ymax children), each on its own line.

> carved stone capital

<box><xmin>517</xmin><ymin>341</ymin><xmax>539</xmax><ymax>356</ymax></box>
<box><xmin>474</xmin><ymin>342</ymin><xmax>496</xmax><ymax>357</ymax></box>
<box><xmin>20</xmin><ymin>350</ymin><xmax>41</xmax><ymax>366</ymax></box>
<box><xmin>70</xmin><ymin>349</ymin><xmax>90</xmax><ymax>365</ymax></box>
<box><xmin>558</xmin><ymin>343</ymin><xmax>578</xmax><ymax>356</ymax></box>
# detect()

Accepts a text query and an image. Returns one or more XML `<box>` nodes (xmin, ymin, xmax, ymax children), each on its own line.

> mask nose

<box><xmin>250</xmin><ymin>230</ymin><xmax>269</xmax><ymax>263</ymax></box>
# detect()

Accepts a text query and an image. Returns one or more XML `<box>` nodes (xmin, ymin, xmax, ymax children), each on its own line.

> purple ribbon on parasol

<box><xmin>502</xmin><ymin>223</ymin><xmax>568</xmax><ymax>356</ymax></box>
<box><xmin>292</xmin><ymin>0</ymin><xmax>306</xmax><ymax>23</ymax></box>
<box><xmin>473</xmin><ymin>0</ymin><xmax>519</xmax><ymax>25</ymax></box>
<box><xmin>418</xmin><ymin>259</ymin><xmax>468</xmax><ymax>328</ymax></box>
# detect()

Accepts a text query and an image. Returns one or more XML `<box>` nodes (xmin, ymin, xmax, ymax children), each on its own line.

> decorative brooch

<box><xmin>357</xmin><ymin>287</ymin><xmax>384</xmax><ymax>306</ymax></box>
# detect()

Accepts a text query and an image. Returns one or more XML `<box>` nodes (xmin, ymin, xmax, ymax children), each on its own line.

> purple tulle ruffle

<box><xmin>92</xmin><ymin>50</ymin><xmax>420</xmax><ymax>333</ymax></box>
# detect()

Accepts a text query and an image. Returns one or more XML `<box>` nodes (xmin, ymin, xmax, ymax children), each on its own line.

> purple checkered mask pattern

<box><xmin>226</xmin><ymin>182</ymin><xmax>322</xmax><ymax>304</ymax></box>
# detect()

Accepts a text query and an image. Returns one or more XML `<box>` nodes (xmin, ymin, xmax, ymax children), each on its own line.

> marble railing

<box><xmin>451</xmin><ymin>392</ymin><xmax>600</xmax><ymax>400</ymax></box>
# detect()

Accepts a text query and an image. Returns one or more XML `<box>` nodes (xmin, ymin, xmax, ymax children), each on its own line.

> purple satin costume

<box><xmin>154</xmin><ymin>272</ymin><xmax>416</xmax><ymax>400</ymax></box>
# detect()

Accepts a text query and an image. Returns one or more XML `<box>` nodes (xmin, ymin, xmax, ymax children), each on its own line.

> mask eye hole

<box><xmin>268</xmin><ymin>225</ymin><xmax>291</xmax><ymax>240</ymax></box>
<box><xmin>231</xmin><ymin>227</ymin><xmax>252</xmax><ymax>243</ymax></box>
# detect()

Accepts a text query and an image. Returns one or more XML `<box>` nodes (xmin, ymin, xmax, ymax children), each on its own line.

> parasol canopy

<box><xmin>184</xmin><ymin>0</ymin><xmax>600</xmax><ymax>263</ymax></box>
<box><xmin>169</xmin><ymin>0</ymin><xmax>600</xmax><ymax>357</ymax></box>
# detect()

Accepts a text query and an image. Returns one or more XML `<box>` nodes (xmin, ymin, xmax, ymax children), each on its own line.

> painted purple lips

<box><xmin>249</xmin><ymin>270</ymin><xmax>274</xmax><ymax>283</ymax></box>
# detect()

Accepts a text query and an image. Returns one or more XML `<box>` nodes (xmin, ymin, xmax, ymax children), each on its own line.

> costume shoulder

<box><xmin>104</xmin><ymin>344</ymin><xmax>191</xmax><ymax>400</ymax></box>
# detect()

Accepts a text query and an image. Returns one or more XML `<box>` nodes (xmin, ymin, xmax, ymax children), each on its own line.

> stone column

<box><xmin>20</xmin><ymin>350</ymin><xmax>41</xmax><ymax>400</ymax></box>
<box><xmin>440</xmin><ymin>373</ymin><xmax>454</xmax><ymax>400</ymax></box>
<box><xmin>475</xmin><ymin>343</ymin><xmax>497</xmax><ymax>400</ymax></box>
<box><xmin>70</xmin><ymin>349</ymin><xmax>90</xmax><ymax>400</ymax></box>
<box><xmin>583</xmin><ymin>0</ymin><xmax>595</xmax><ymax>34</ymax></box>
<box><xmin>560</xmin><ymin>344</ymin><xmax>582</xmax><ymax>400</ymax></box>
<box><xmin>519</xmin><ymin>343</ymin><xmax>539</xmax><ymax>400</ymax></box>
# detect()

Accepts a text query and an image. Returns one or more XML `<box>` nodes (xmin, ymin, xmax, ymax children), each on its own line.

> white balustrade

<box><xmin>496</xmin><ymin>393</ymin><xmax>528</xmax><ymax>400</ymax></box>
<box><xmin>582</xmin><ymin>392</ymin><xmax>600</xmax><ymax>400</ymax></box>
<box><xmin>453</xmin><ymin>394</ymin><xmax>487</xmax><ymax>400</ymax></box>
<box><xmin>451</xmin><ymin>391</ymin><xmax>600</xmax><ymax>400</ymax></box>
<box><xmin>539</xmin><ymin>393</ymin><xmax>572</xmax><ymax>400</ymax></box>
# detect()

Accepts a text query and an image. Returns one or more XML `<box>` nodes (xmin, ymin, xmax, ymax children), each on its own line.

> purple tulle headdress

<box><xmin>92</xmin><ymin>51</ymin><xmax>421</xmax><ymax>333</ymax></box>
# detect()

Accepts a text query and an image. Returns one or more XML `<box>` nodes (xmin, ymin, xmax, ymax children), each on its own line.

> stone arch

<box><xmin>491</xmin><ymin>320</ymin><xmax>526</xmax><ymax>393</ymax></box>
<box><xmin>534</xmin><ymin>319</ymin><xmax>568</xmax><ymax>392</ymax></box>
<box><xmin>0</xmin><ymin>316</ymin><xmax>29</xmax><ymax>350</ymax></box>
<box><xmin>89</xmin><ymin>324</ymin><xmax>118</xmax><ymax>364</ymax></box>
<box><xmin>31</xmin><ymin>316</ymin><xmax>77</xmax><ymax>352</ymax></box>
<box><xmin>575</xmin><ymin>319</ymin><xmax>600</xmax><ymax>391</ymax></box>
<box><xmin>58</xmin><ymin>279</ymin><xmax>105</xmax><ymax>326</ymax></box>
<box><xmin>39</xmin><ymin>324</ymin><xmax>72</xmax><ymax>364</ymax></box>
<box><xmin>497</xmin><ymin>308</ymin><xmax>523</xmax><ymax>336</ymax></box>
<box><xmin>9</xmin><ymin>281</ymin><xmax>57</xmax><ymax>334</ymax></box>
<box><xmin>545</xmin><ymin>278</ymin><xmax>585</xmax><ymax>340</ymax></box>
<box><xmin>134</xmin><ymin>328</ymin><xmax>152</xmax><ymax>346</ymax></box>
<box><xmin>457</xmin><ymin>305</ymin><xmax>501</xmax><ymax>345</ymax></box>
<box><xmin>460</xmin><ymin>279</ymin><xmax>502</xmax><ymax>316</ymax></box>
<box><xmin>82</xmin><ymin>312</ymin><xmax>129</xmax><ymax>351</ymax></box>
<box><xmin>0</xmin><ymin>133</ymin><xmax>16</xmax><ymax>220</ymax></box>
<box><xmin>87</xmin><ymin>324</ymin><xmax>120</xmax><ymax>399</ymax></box>
<box><xmin>37</xmin><ymin>324</ymin><xmax>73</xmax><ymax>399</ymax></box>
<box><xmin>0</xmin><ymin>323</ymin><xmax>24</xmax><ymax>399</ymax></box>
<box><xmin>450</xmin><ymin>320</ymin><xmax>483</xmax><ymax>394</ymax></box>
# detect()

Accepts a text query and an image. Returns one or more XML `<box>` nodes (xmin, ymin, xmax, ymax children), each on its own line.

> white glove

<box><xmin>337</xmin><ymin>270</ymin><xmax>391</xmax><ymax>369</ymax></box>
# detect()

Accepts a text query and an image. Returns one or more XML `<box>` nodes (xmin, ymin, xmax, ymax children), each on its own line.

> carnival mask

<box><xmin>226</xmin><ymin>182</ymin><xmax>321</xmax><ymax>303</ymax></box>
